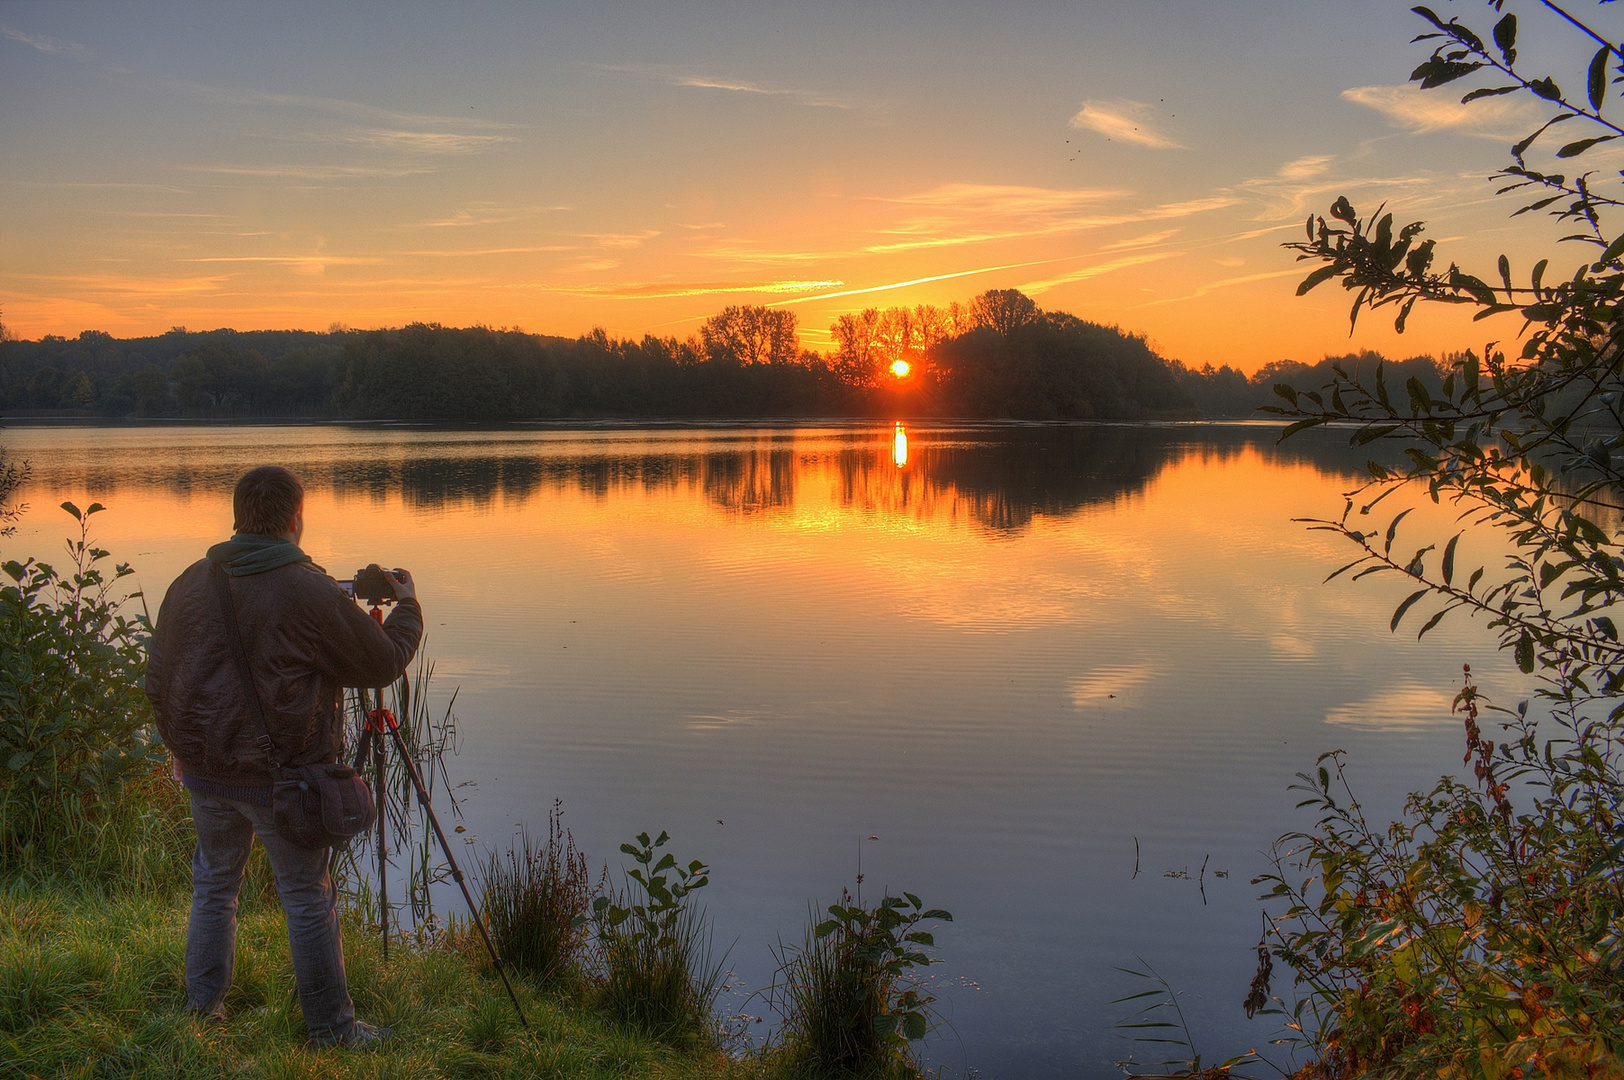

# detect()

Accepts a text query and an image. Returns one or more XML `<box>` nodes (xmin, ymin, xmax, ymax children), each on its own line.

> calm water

<box><xmin>2</xmin><ymin>423</ymin><xmax>1529</xmax><ymax>1077</ymax></box>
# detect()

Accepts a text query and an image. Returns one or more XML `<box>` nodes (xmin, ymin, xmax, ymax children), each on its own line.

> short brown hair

<box><xmin>234</xmin><ymin>466</ymin><xmax>304</xmax><ymax>536</ymax></box>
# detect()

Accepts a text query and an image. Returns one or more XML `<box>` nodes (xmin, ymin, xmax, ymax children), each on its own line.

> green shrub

<box><xmin>1259</xmin><ymin>668</ymin><xmax>1624</xmax><ymax>1077</ymax></box>
<box><xmin>767</xmin><ymin>890</ymin><xmax>951</xmax><ymax>1080</ymax></box>
<box><xmin>590</xmin><ymin>830</ymin><xmax>722</xmax><ymax>1045</ymax></box>
<box><xmin>0</xmin><ymin>502</ymin><xmax>166</xmax><ymax>872</ymax></box>
<box><xmin>482</xmin><ymin>800</ymin><xmax>595</xmax><ymax>988</ymax></box>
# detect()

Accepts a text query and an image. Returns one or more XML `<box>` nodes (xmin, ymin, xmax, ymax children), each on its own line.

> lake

<box><xmin>0</xmin><ymin>422</ymin><xmax>1528</xmax><ymax>1077</ymax></box>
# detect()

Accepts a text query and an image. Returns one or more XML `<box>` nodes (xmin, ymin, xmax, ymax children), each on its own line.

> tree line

<box><xmin>0</xmin><ymin>295</ymin><xmax>1447</xmax><ymax>421</ymax></box>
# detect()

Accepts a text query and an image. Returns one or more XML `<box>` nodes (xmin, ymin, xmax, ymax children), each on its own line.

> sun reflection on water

<box><xmin>893</xmin><ymin>422</ymin><xmax>908</xmax><ymax>467</ymax></box>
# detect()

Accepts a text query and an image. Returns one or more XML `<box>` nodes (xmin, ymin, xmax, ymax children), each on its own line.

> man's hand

<box><xmin>389</xmin><ymin>567</ymin><xmax>417</xmax><ymax>603</ymax></box>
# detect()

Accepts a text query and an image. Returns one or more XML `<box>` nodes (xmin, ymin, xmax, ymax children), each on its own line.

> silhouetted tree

<box><xmin>700</xmin><ymin>306</ymin><xmax>799</xmax><ymax>365</ymax></box>
<box><xmin>968</xmin><ymin>289</ymin><xmax>1040</xmax><ymax>335</ymax></box>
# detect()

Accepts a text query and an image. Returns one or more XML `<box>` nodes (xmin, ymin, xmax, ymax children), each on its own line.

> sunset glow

<box><xmin>0</xmin><ymin>2</ymin><xmax>1569</xmax><ymax>371</ymax></box>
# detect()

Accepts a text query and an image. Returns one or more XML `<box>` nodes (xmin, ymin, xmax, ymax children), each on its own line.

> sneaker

<box><xmin>311</xmin><ymin>1019</ymin><xmax>395</xmax><ymax>1049</ymax></box>
<box><xmin>343</xmin><ymin>1020</ymin><xmax>395</xmax><ymax>1048</ymax></box>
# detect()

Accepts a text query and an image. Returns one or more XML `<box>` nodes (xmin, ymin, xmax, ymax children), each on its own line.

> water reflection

<box><xmin>10</xmin><ymin>422</ymin><xmax>1388</xmax><ymax>535</ymax></box>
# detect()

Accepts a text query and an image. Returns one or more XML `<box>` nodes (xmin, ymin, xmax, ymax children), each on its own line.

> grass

<box><xmin>768</xmin><ymin>919</ymin><xmax>897</xmax><ymax>1080</ymax></box>
<box><xmin>0</xmin><ymin>767</ymin><xmax>760</xmax><ymax>1079</ymax></box>
<box><xmin>480</xmin><ymin>801</ymin><xmax>595</xmax><ymax>990</ymax></box>
<box><xmin>0</xmin><ymin>881</ymin><xmax>766</xmax><ymax>1080</ymax></box>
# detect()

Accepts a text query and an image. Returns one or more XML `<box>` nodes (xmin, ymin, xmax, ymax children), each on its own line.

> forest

<box><xmin>0</xmin><ymin>290</ymin><xmax>1446</xmax><ymax>422</ymax></box>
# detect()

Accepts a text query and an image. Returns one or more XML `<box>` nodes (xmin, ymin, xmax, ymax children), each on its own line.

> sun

<box><xmin>890</xmin><ymin>359</ymin><xmax>911</xmax><ymax>378</ymax></box>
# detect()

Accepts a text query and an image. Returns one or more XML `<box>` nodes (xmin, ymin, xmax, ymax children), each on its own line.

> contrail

<box><xmin>765</xmin><ymin>256</ymin><xmax>1073</xmax><ymax>307</ymax></box>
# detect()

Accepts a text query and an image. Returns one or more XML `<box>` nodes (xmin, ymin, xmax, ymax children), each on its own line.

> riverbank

<box><xmin>3</xmin><ymin>887</ymin><xmax>761</xmax><ymax>1079</ymax></box>
<box><xmin>0</xmin><ymin>773</ymin><xmax>762</xmax><ymax>1080</ymax></box>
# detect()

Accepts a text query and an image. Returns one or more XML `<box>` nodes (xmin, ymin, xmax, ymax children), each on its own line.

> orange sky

<box><xmin>1</xmin><ymin>1</ymin><xmax>1606</xmax><ymax>374</ymax></box>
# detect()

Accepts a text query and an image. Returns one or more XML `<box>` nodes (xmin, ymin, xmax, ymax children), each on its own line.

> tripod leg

<box><xmin>382</xmin><ymin>721</ymin><xmax>530</xmax><ymax>1031</ymax></box>
<box><xmin>371</xmin><ymin>688</ymin><xmax>389</xmax><ymax>965</ymax></box>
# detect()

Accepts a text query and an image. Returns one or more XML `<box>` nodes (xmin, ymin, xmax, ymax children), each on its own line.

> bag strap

<box><xmin>210</xmin><ymin>562</ymin><xmax>284</xmax><ymax>779</ymax></box>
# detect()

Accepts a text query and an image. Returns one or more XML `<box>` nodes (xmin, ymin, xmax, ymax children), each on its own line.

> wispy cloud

<box><xmin>1143</xmin><ymin>195</ymin><xmax>1239</xmax><ymax>219</ymax></box>
<box><xmin>1236</xmin><ymin>161</ymin><xmax>1456</xmax><ymax>221</ymax></box>
<box><xmin>885</xmin><ymin>183</ymin><xmax>1125</xmax><ymax>216</ymax></box>
<box><xmin>1</xmin><ymin>24</ymin><xmax>90</xmax><ymax>58</ymax></box>
<box><xmin>866</xmin><ymin>185</ymin><xmax>1235</xmax><ymax>253</ymax></box>
<box><xmin>410</xmin><ymin>203</ymin><xmax>569</xmax><ymax>229</ymax></box>
<box><xmin>8</xmin><ymin>272</ymin><xmax>227</xmax><ymax>296</ymax></box>
<box><xmin>345</xmin><ymin>129</ymin><xmax>513</xmax><ymax>154</ymax></box>
<box><xmin>674</xmin><ymin>75</ymin><xmax>779</xmax><ymax>94</ymax></box>
<box><xmin>1278</xmin><ymin>155</ymin><xmax>1334</xmax><ymax>181</ymax></box>
<box><xmin>1342</xmin><ymin>84</ymin><xmax>1539</xmax><ymax>135</ymax></box>
<box><xmin>582</xmin><ymin>230</ymin><xmax>663</xmax><ymax>250</ymax></box>
<box><xmin>607</xmin><ymin>65</ymin><xmax>853</xmax><ymax>109</ymax></box>
<box><xmin>1101</xmin><ymin>229</ymin><xmax>1180</xmax><ymax>250</ymax></box>
<box><xmin>244</xmin><ymin>90</ymin><xmax>519</xmax><ymax>133</ymax></box>
<box><xmin>1018</xmin><ymin>251</ymin><xmax>1180</xmax><ymax>296</ymax></box>
<box><xmin>195</xmin><ymin>164</ymin><xmax>433</xmax><ymax>181</ymax></box>
<box><xmin>401</xmin><ymin>246</ymin><xmax>578</xmax><ymax>257</ymax></box>
<box><xmin>182</xmin><ymin>254</ymin><xmax>382</xmax><ymax>276</ymax></box>
<box><xmin>1136</xmin><ymin>267</ymin><xmax>1303</xmax><ymax>308</ymax></box>
<box><xmin>689</xmin><ymin>243</ymin><xmax>825</xmax><ymax>265</ymax></box>
<box><xmin>1070</xmin><ymin>99</ymin><xmax>1182</xmax><ymax>149</ymax></box>
<box><xmin>768</xmin><ymin>258</ymin><xmax>1069</xmax><ymax>307</ymax></box>
<box><xmin>533</xmin><ymin>279</ymin><xmax>843</xmax><ymax>300</ymax></box>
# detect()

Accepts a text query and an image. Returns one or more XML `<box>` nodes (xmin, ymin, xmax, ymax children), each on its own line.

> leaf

<box><xmin>1515</xmin><ymin>631</ymin><xmax>1536</xmax><ymax>673</ymax></box>
<box><xmin>1557</xmin><ymin>135</ymin><xmax>1617</xmax><ymax>158</ymax></box>
<box><xmin>6</xmin><ymin>750</ymin><xmax>34</xmax><ymax>771</ymax></box>
<box><xmin>1529</xmin><ymin>77</ymin><xmax>1562</xmax><ymax>101</ymax></box>
<box><xmin>1391</xmin><ymin>589</ymin><xmax>1429</xmax><ymax>632</ymax></box>
<box><xmin>1296</xmin><ymin>265</ymin><xmax>1340</xmax><ymax>296</ymax></box>
<box><xmin>1442</xmin><ymin>533</ymin><xmax>1459</xmax><ymax>586</ymax></box>
<box><xmin>1492</xmin><ymin>12</ymin><xmax>1516</xmax><ymax>61</ymax></box>
<box><xmin>1384</xmin><ymin>508</ymin><xmax>1413</xmax><ymax>554</ymax></box>
<box><xmin>1462</xmin><ymin>84</ymin><xmax>1521</xmax><ymax>102</ymax></box>
<box><xmin>1416</xmin><ymin>608</ymin><xmax>1449</xmax><ymax>639</ymax></box>
<box><xmin>1590</xmin><ymin>44</ymin><xmax>1609</xmax><ymax>111</ymax></box>
<box><xmin>1413</xmin><ymin>57</ymin><xmax>1484</xmax><ymax>89</ymax></box>
<box><xmin>61</xmin><ymin>501</ymin><xmax>81</xmax><ymax>521</ymax></box>
<box><xmin>1599</xmin><ymin>232</ymin><xmax>1624</xmax><ymax>267</ymax></box>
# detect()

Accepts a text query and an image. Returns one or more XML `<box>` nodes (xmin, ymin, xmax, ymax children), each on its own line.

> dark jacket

<box><xmin>145</xmin><ymin>558</ymin><xmax>423</xmax><ymax>788</ymax></box>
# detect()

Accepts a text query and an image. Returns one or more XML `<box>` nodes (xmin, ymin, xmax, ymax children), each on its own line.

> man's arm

<box><xmin>313</xmin><ymin>572</ymin><xmax>424</xmax><ymax>689</ymax></box>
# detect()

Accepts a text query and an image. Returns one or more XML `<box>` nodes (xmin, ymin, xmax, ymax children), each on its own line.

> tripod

<box><xmin>347</xmin><ymin>606</ymin><xmax>530</xmax><ymax>1031</ymax></box>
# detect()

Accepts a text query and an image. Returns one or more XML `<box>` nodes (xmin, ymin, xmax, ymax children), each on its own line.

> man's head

<box><xmin>234</xmin><ymin>466</ymin><xmax>304</xmax><ymax>542</ymax></box>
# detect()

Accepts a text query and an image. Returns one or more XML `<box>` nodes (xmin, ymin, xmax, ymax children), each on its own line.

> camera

<box><xmin>340</xmin><ymin>564</ymin><xmax>405</xmax><ymax>604</ymax></box>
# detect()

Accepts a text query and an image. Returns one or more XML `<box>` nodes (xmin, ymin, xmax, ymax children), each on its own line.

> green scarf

<box><xmin>205</xmin><ymin>533</ymin><xmax>312</xmax><ymax>577</ymax></box>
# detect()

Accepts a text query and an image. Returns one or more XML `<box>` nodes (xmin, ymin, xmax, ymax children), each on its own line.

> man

<box><xmin>145</xmin><ymin>465</ymin><xmax>422</xmax><ymax>1047</ymax></box>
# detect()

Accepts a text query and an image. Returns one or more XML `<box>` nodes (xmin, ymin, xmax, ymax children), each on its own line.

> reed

<box><xmin>766</xmin><ymin>890</ymin><xmax>951</xmax><ymax>1080</ymax></box>
<box><xmin>481</xmin><ymin>799</ymin><xmax>595</xmax><ymax>988</ymax></box>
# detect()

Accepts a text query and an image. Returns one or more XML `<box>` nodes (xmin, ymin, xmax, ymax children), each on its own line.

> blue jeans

<box><xmin>185</xmin><ymin>791</ymin><xmax>358</xmax><ymax>1044</ymax></box>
